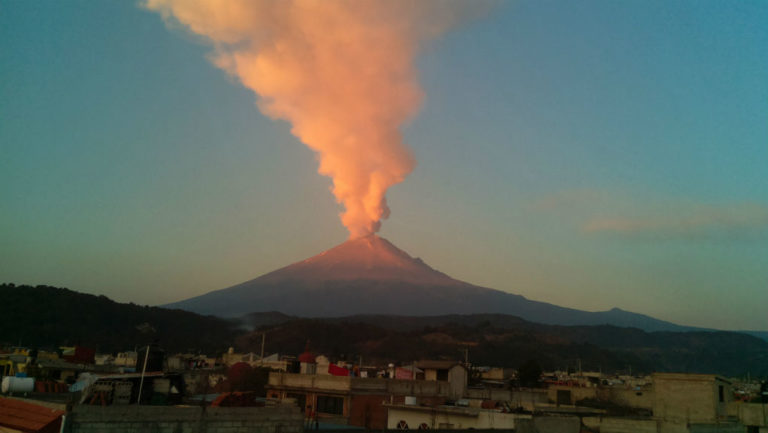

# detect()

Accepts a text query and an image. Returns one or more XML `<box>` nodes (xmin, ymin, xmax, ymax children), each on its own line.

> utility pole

<box><xmin>459</xmin><ymin>345</ymin><xmax>469</xmax><ymax>366</ymax></box>
<box><xmin>260</xmin><ymin>332</ymin><xmax>266</xmax><ymax>364</ymax></box>
<box><xmin>137</xmin><ymin>345</ymin><xmax>151</xmax><ymax>405</ymax></box>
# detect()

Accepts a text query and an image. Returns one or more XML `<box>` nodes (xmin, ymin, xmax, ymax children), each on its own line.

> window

<box><xmin>718</xmin><ymin>385</ymin><xmax>724</xmax><ymax>403</ymax></box>
<box><xmin>557</xmin><ymin>389</ymin><xmax>572</xmax><ymax>406</ymax></box>
<box><xmin>436</xmin><ymin>369</ymin><xmax>449</xmax><ymax>381</ymax></box>
<box><xmin>317</xmin><ymin>395</ymin><xmax>344</xmax><ymax>415</ymax></box>
<box><xmin>287</xmin><ymin>393</ymin><xmax>306</xmax><ymax>410</ymax></box>
<box><xmin>397</xmin><ymin>420</ymin><xmax>409</xmax><ymax>430</ymax></box>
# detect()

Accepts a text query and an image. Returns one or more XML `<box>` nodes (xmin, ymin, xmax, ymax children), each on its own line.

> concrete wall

<box><xmin>547</xmin><ymin>384</ymin><xmax>654</xmax><ymax>410</ymax></box>
<box><xmin>514</xmin><ymin>416</ymin><xmax>581</xmax><ymax>433</ymax></box>
<box><xmin>548</xmin><ymin>385</ymin><xmax>597</xmax><ymax>405</ymax></box>
<box><xmin>387</xmin><ymin>406</ymin><xmax>441</xmax><ymax>429</ymax></box>
<box><xmin>582</xmin><ymin>416</ymin><xmax>658</xmax><ymax>433</ymax></box>
<box><xmin>582</xmin><ymin>416</ymin><xmax>750</xmax><ymax>433</ymax></box>
<box><xmin>386</xmin><ymin>406</ymin><xmax>526</xmax><ymax>430</ymax></box>
<box><xmin>383</xmin><ymin>378</ymin><xmax>450</xmax><ymax>397</ymax></box>
<box><xmin>689</xmin><ymin>422</ymin><xmax>750</xmax><ymax>433</ymax></box>
<box><xmin>268</xmin><ymin>373</ymin><xmax>453</xmax><ymax>397</ymax></box>
<box><xmin>466</xmin><ymin>388</ymin><xmax>510</xmax><ymax>401</ymax></box>
<box><xmin>463</xmin><ymin>388</ymin><xmax>549</xmax><ymax>411</ymax></box>
<box><xmin>269</xmin><ymin>373</ymin><xmax>352</xmax><ymax>392</ymax></box>
<box><xmin>480</xmin><ymin>368</ymin><xmax>513</xmax><ymax>381</ymax></box>
<box><xmin>447</xmin><ymin>366</ymin><xmax>468</xmax><ymax>400</ymax></box>
<box><xmin>64</xmin><ymin>404</ymin><xmax>303</xmax><ymax>433</ymax></box>
<box><xmin>510</xmin><ymin>389</ymin><xmax>550</xmax><ymax>411</ymax></box>
<box><xmin>652</xmin><ymin>374</ymin><xmax>732</xmax><ymax>423</ymax></box>
<box><xmin>733</xmin><ymin>402</ymin><xmax>768</xmax><ymax>427</ymax></box>
<box><xmin>657</xmin><ymin>422</ymin><xmax>691</xmax><ymax>433</ymax></box>
<box><xmin>597</xmin><ymin>387</ymin><xmax>654</xmax><ymax>410</ymax></box>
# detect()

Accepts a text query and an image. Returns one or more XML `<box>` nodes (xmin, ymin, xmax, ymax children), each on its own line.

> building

<box><xmin>266</xmin><ymin>369</ymin><xmax>467</xmax><ymax>429</ymax></box>
<box><xmin>113</xmin><ymin>351</ymin><xmax>137</xmax><ymax>368</ymax></box>
<box><xmin>652</xmin><ymin>373</ymin><xmax>733</xmax><ymax>424</ymax></box>
<box><xmin>478</xmin><ymin>367</ymin><xmax>514</xmax><ymax>381</ymax></box>
<box><xmin>414</xmin><ymin>361</ymin><xmax>468</xmax><ymax>400</ymax></box>
<box><xmin>546</xmin><ymin>380</ymin><xmax>653</xmax><ymax>412</ymax></box>
<box><xmin>385</xmin><ymin>400</ymin><xmax>529</xmax><ymax>430</ymax></box>
<box><xmin>219</xmin><ymin>348</ymin><xmax>289</xmax><ymax>371</ymax></box>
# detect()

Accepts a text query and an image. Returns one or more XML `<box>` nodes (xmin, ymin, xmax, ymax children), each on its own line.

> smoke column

<box><xmin>145</xmin><ymin>0</ymin><xmax>484</xmax><ymax>238</ymax></box>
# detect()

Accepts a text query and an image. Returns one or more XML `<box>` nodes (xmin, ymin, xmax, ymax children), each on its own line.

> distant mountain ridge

<box><xmin>3</xmin><ymin>284</ymin><xmax>766</xmax><ymax>376</ymax></box>
<box><xmin>165</xmin><ymin>235</ymin><xmax>761</xmax><ymax>336</ymax></box>
<box><xmin>236</xmin><ymin>313</ymin><xmax>768</xmax><ymax>377</ymax></box>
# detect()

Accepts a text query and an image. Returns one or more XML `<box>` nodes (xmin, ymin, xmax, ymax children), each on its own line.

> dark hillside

<box><xmin>238</xmin><ymin>313</ymin><xmax>768</xmax><ymax>377</ymax></box>
<box><xmin>0</xmin><ymin>283</ymin><xmax>241</xmax><ymax>354</ymax></box>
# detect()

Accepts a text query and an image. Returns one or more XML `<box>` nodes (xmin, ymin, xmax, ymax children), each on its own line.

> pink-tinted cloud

<box><xmin>583</xmin><ymin>203</ymin><xmax>768</xmax><ymax>239</ymax></box>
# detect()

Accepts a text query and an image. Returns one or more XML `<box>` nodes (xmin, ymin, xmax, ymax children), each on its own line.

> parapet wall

<box><xmin>268</xmin><ymin>372</ymin><xmax>451</xmax><ymax>397</ymax></box>
<box><xmin>65</xmin><ymin>404</ymin><xmax>303</xmax><ymax>433</ymax></box>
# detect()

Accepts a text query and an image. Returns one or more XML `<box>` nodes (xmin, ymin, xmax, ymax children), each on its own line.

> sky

<box><xmin>1</xmin><ymin>0</ymin><xmax>766</xmax><ymax>331</ymax></box>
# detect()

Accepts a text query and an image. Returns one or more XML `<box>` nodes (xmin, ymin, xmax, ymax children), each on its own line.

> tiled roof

<box><xmin>0</xmin><ymin>398</ymin><xmax>64</xmax><ymax>433</ymax></box>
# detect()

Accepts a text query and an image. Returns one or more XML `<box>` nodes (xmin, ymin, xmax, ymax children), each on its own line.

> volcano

<box><xmin>166</xmin><ymin>235</ymin><xmax>493</xmax><ymax>317</ymax></box>
<box><xmin>254</xmin><ymin>235</ymin><xmax>463</xmax><ymax>286</ymax></box>
<box><xmin>164</xmin><ymin>235</ymin><xmax>698</xmax><ymax>332</ymax></box>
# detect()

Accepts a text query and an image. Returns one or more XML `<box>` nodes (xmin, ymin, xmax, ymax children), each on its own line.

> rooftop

<box><xmin>0</xmin><ymin>397</ymin><xmax>64</xmax><ymax>433</ymax></box>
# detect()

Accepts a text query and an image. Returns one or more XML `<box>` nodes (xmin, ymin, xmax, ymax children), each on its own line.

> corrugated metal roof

<box><xmin>0</xmin><ymin>398</ymin><xmax>64</xmax><ymax>433</ymax></box>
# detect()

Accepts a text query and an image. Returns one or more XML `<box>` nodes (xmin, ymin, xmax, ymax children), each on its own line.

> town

<box><xmin>1</xmin><ymin>343</ymin><xmax>766</xmax><ymax>433</ymax></box>
<box><xmin>2</xmin><ymin>2</ymin><xmax>767</xmax><ymax>433</ymax></box>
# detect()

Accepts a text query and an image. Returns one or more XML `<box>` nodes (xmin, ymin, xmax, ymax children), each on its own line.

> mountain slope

<box><xmin>165</xmin><ymin>235</ymin><xmax>705</xmax><ymax>332</ymax></box>
<box><xmin>0</xmin><ymin>283</ymin><xmax>240</xmax><ymax>353</ymax></box>
<box><xmin>258</xmin><ymin>235</ymin><xmax>464</xmax><ymax>286</ymax></box>
<box><xmin>4</xmin><ymin>283</ymin><xmax>765</xmax><ymax>375</ymax></box>
<box><xmin>235</xmin><ymin>314</ymin><xmax>768</xmax><ymax>377</ymax></box>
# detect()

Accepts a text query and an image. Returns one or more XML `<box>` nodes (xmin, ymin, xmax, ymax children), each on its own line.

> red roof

<box><xmin>61</xmin><ymin>346</ymin><xmax>95</xmax><ymax>364</ymax></box>
<box><xmin>298</xmin><ymin>351</ymin><xmax>315</xmax><ymax>363</ymax></box>
<box><xmin>0</xmin><ymin>398</ymin><xmax>64</xmax><ymax>433</ymax></box>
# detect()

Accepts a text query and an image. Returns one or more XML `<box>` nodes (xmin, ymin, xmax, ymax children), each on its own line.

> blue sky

<box><xmin>2</xmin><ymin>1</ymin><xmax>766</xmax><ymax>330</ymax></box>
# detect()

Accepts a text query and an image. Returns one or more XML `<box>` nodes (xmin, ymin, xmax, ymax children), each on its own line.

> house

<box><xmin>265</xmin><ymin>369</ymin><xmax>467</xmax><ymax>429</ymax></box>
<box><xmin>414</xmin><ymin>361</ymin><xmax>468</xmax><ymax>400</ymax></box>
<box><xmin>652</xmin><ymin>373</ymin><xmax>733</xmax><ymax>424</ymax></box>
<box><xmin>478</xmin><ymin>367</ymin><xmax>514</xmax><ymax>381</ymax></box>
<box><xmin>59</xmin><ymin>347</ymin><xmax>95</xmax><ymax>365</ymax></box>
<box><xmin>113</xmin><ymin>351</ymin><xmax>137</xmax><ymax>368</ymax></box>
<box><xmin>385</xmin><ymin>400</ymin><xmax>530</xmax><ymax>430</ymax></box>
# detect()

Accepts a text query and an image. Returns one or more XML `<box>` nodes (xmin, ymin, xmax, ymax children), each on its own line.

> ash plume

<box><xmin>145</xmin><ymin>0</ymin><xmax>487</xmax><ymax>238</ymax></box>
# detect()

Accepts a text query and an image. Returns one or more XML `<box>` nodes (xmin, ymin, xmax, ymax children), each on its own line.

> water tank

<box><xmin>136</xmin><ymin>344</ymin><xmax>165</xmax><ymax>372</ymax></box>
<box><xmin>1</xmin><ymin>376</ymin><xmax>35</xmax><ymax>393</ymax></box>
